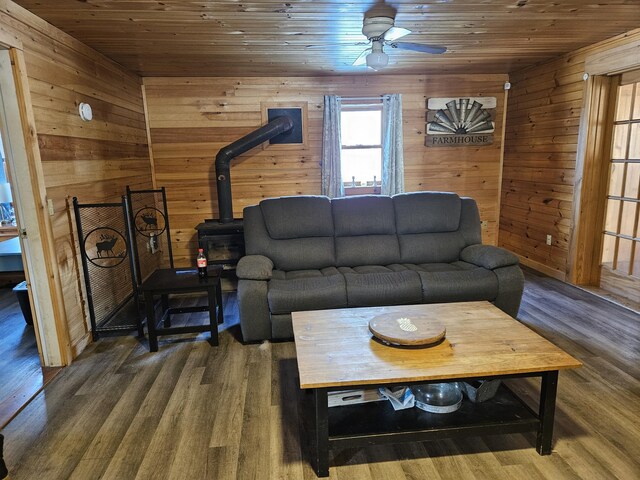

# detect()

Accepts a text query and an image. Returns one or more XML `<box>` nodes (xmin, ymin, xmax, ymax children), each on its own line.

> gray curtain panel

<box><xmin>381</xmin><ymin>93</ymin><xmax>405</xmax><ymax>195</ymax></box>
<box><xmin>321</xmin><ymin>95</ymin><xmax>344</xmax><ymax>198</ymax></box>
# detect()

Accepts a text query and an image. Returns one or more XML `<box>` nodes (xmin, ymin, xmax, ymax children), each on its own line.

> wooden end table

<box><xmin>141</xmin><ymin>267</ymin><xmax>223</xmax><ymax>352</ymax></box>
<box><xmin>292</xmin><ymin>302</ymin><xmax>581</xmax><ymax>477</ymax></box>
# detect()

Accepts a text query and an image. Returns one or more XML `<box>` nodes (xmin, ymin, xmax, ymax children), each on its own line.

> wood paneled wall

<box><xmin>143</xmin><ymin>75</ymin><xmax>508</xmax><ymax>266</ymax></box>
<box><xmin>500</xmin><ymin>28</ymin><xmax>640</xmax><ymax>281</ymax></box>
<box><xmin>0</xmin><ymin>1</ymin><xmax>152</xmax><ymax>356</ymax></box>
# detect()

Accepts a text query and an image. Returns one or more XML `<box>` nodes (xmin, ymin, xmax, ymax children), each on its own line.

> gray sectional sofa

<box><xmin>237</xmin><ymin>192</ymin><xmax>524</xmax><ymax>342</ymax></box>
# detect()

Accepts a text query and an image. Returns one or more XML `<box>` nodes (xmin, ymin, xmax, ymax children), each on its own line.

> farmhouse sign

<box><xmin>425</xmin><ymin>97</ymin><xmax>496</xmax><ymax>147</ymax></box>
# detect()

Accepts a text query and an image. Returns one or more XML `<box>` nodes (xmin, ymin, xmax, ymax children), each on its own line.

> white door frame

<box><xmin>0</xmin><ymin>46</ymin><xmax>71</xmax><ymax>366</ymax></box>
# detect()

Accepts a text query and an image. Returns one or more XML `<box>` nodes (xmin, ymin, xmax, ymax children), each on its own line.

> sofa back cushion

<box><xmin>260</xmin><ymin>196</ymin><xmax>334</xmax><ymax>239</ymax></box>
<box><xmin>332</xmin><ymin>196</ymin><xmax>401</xmax><ymax>266</ymax></box>
<box><xmin>397</xmin><ymin>232</ymin><xmax>467</xmax><ymax>264</ymax></box>
<box><xmin>243</xmin><ymin>197</ymin><xmax>335</xmax><ymax>270</ymax></box>
<box><xmin>394</xmin><ymin>192</ymin><xmax>461</xmax><ymax>234</ymax></box>
<box><xmin>244</xmin><ymin>191</ymin><xmax>481</xmax><ymax>270</ymax></box>
<box><xmin>332</xmin><ymin>196</ymin><xmax>396</xmax><ymax>236</ymax></box>
<box><xmin>393</xmin><ymin>192</ymin><xmax>468</xmax><ymax>263</ymax></box>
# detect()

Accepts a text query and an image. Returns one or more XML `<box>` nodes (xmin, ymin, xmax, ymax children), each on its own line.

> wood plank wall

<box><xmin>143</xmin><ymin>75</ymin><xmax>508</xmax><ymax>266</ymax></box>
<box><xmin>0</xmin><ymin>1</ymin><xmax>152</xmax><ymax>357</ymax></box>
<box><xmin>500</xmin><ymin>28</ymin><xmax>640</xmax><ymax>281</ymax></box>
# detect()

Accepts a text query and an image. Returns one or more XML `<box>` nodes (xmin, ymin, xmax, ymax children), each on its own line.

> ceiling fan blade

<box><xmin>306</xmin><ymin>41</ymin><xmax>369</xmax><ymax>49</ymax></box>
<box><xmin>383</xmin><ymin>26</ymin><xmax>411</xmax><ymax>42</ymax></box>
<box><xmin>352</xmin><ymin>48</ymin><xmax>372</xmax><ymax>66</ymax></box>
<box><xmin>390</xmin><ymin>42</ymin><xmax>447</xmax><ymax>54</ymax></box>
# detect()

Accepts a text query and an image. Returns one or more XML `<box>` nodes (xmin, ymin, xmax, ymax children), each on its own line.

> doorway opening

<box><xmin>0</xmin><ymin>108</ymin><xmax>54</xmax><ymax>429</ymax></box>
<box><xmin>0</xmin><ymin>48</ymin><xmax>63</xmax><ymax>427</ymax></box>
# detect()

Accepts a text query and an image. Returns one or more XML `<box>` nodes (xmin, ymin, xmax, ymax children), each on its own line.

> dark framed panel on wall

<box><xmin>260</xmin><ymin>102</ymin><xmax>308</xmax><ymax>150</ymax></box>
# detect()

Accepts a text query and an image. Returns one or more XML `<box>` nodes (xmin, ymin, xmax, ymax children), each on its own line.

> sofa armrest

<box><xmin>236</xmin><ymin>255</ymin><xmax>274</xmax><ymax>280</ymax></box>
<box><xmin>460</xmin><ymin>244</ymin><xmax>519</xmax><ymax>270</ymax></box>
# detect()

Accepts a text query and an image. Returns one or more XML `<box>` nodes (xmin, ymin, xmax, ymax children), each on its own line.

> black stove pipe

<box><xmin>215</xmin><ymin>115</ymin><xmax>294</xmax><ymax>223</ymax></box>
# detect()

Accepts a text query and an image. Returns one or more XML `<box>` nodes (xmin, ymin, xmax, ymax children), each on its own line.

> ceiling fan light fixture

<box><xmin>366</xmin><ymin>51</ymin><xmax>389</xmax><ymax>70</ymax></box>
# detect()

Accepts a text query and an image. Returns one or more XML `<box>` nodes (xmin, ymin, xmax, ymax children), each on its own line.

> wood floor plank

<box><xmin>396</xmin><ymin>443</ymin><xmax>444</xmax><ymax>480</ymax></box>
<box><xmin>1</xmin><ymin>270</ymin><xmax>639</xmax><ymax>479</ymax></box>
<box><xmin>422</xmin><ymin>439</ymin><xmax>479</xmax><ymax>479</ymax></box>
<box><xmin>68</xmin><ymin>354</ymin><xmax>165</xmax><ymax>479</ymax></box>
<box><xmin>365</xmin><ymin>446</ymin><xmax>407</xmax><ymax>479</ymax></box>
<box><xmin>134</xmin><ymin>351</ymin><xmax>207</xmax><ymax>479</ymax></box>
<box><xmin>235</xmin><ymin>345</ymin><xmax>272</xmax><ymax>480</ymax></box>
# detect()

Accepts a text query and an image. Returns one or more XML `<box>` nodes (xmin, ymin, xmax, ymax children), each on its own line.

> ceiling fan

<box><xmin>307</xmin><ymin>16</ymin><xmax>446</xmax><ymax>70</ymax></box>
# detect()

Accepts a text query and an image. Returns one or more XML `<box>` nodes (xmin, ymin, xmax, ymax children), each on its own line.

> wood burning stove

<box><xmin>197</xmin><ymin>114</ymin><xmax>295</xmax><ymax>282</ymax></box>
<box><xmin>195</xmin><ymin>219</ymin><xmax>244</xmax><ymax>272</ymax></box>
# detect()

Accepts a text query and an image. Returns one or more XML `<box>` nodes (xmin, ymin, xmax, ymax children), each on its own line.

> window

<box><xmin>340</xmin><ymin>99</ymin><xmax>382</xmax><ymax>193</ymax></box>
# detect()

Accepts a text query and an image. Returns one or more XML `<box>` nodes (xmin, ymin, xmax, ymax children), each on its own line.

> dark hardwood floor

<box><xmin>0</xmin><ymin>286</ymin><xmax>54</xmax><ymax>429</ymax></box>
<box><xmin>2</xmin><ymin>270</ymin><xmax>639</xmax><ymax>479</ymax></box>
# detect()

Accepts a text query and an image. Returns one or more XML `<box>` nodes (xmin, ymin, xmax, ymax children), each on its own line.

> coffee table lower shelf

<box><xmin>309</xmin><ymin>371</ymin><xmax>558</xmax><ymax>477</ymax></box>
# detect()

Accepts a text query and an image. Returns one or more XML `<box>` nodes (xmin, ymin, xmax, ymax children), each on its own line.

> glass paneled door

<box><xmin>601</xmin><ymin>78</ymin><xmax>640</xmax><ymax>304</ymax></box>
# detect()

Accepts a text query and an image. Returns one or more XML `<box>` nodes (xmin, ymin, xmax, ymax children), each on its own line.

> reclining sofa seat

<box><xmin>237</xmin><ymin>192</ymin><xmax>524</xmax><ymax>342</ymax></box>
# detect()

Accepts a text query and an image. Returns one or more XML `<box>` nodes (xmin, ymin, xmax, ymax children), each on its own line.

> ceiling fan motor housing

<box><xmin>362</xmin><ymin>16</ymin><xmax>394</xmax><ymax>39</ymax></box>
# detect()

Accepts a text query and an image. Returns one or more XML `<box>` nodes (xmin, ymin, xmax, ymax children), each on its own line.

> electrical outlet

<box><xmin>546</xmin><ymin>234</ymin><xmax>552</xmax><ymax>246</ymax></box>
<box><xmin>481</xmin><ymin>220</ymin><xmax>488</xmax><ymax>230</ymax></box>
<box><xmin>47</xmin><ymin>198</ymin><xmax>54</xmax><ymax>216</ymax></box>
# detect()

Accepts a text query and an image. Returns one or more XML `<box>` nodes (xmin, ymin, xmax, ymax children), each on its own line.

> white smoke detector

<box><xmin>79</xmin><ymin>102</ymin><xmax>93</xmax><ymax>122</ymax></box>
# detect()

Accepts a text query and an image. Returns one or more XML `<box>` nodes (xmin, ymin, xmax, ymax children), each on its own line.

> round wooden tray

<box><xmin>369</xmin><ymin>313</ymin><xmax>446</xmax><ymax>347</ymax></box>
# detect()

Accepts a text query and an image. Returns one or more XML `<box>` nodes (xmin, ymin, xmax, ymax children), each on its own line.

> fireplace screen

<box><xmin>73</xmin><ymin>197</ymin><xmax>140</xmax><ymax>338</ymax></box>
<box><xmin>126</xmin><ymin>186</ymin><xmax>174</xmax><ymax>285</ymax></box>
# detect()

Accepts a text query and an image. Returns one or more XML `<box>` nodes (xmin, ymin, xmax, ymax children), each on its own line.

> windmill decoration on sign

<box><xmin>425</xmin><ymin>97</ymin><xmax>496</xmax><ymax>147</ymax></box>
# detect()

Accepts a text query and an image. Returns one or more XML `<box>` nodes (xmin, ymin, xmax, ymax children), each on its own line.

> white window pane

<box><xmin>341</xmin><ymin>110</ymin><xmax>382</xmax><ymax>146</ymax></box>
<box><xmin>341</xmin><ymin>148</ymin><xmax>381</xmax><ymax>184</ymax></box>
<box><xmin>601</xmin><ymin>233</ymin><xmax>616</xmax><ymax>267</ymax></box>
<box><xmin>615</xmin><ymin>83</ymin><xmax>634</xmax><ymax>121</ymax></box>
<box><xmin>611</xmin><ymin>124</ymin><xmax>629</xmax><ymax>159</ymax></box>
<box><xmin>616</xmin><ymin>238</ymin><xmax>633</xmax><ymax>273</ymax></box>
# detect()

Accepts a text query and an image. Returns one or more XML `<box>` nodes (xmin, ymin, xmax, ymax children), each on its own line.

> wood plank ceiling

<box><xmin>12</xmin><ymin>1</ymin><xmax>640</xmax><ymax>77</ymax></box>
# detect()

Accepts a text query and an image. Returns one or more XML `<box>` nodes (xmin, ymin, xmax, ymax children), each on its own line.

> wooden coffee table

<box><xmin>292</xmin><ymin>301</ymin><xmax>581</xmax><ymax>477</ymax></box>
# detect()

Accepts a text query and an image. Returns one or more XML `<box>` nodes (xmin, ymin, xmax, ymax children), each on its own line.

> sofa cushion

<box><xmin>459</xmin><ymin>197</ymin><xmax>482</xmax><ymax>246</ymax></box>
<box><xmin>332</xmin><ymin>196</ymin><xmax>396</xmax><ymax>236</ymax></box>
<box><xmin>338</xmin><ymin>266</ymin><xmax>422</xmax><ymax>307</ymax></box>
<box><xmin>268</xmin><ymin>267</ymin><xmax>347</xmax><ymax>314</ymax></box>
<box><xmin>336</xmin><ymin>235</ymin><xmax>401</xmax><ymax>267</ymax></box>
<box><xmin>332</xmin><ymin>196</ymin><xmax>400</xmax><ymax>266</ymax></box>
<box><xmin>403</xmin><ymin>262</ymin><xmax>469</xmax><ymax>272</ymax></box>
<box><xmin>264</xmin><ymin>237</ymin><xmax>336</xmax><ymax>271</ymax></box>
<box><xmin>244</xmin><ymin>205</ymin><xmax>335</xmax><ymax>270</ymax></box>
<box><xmin>393</xmin><ymin>192</ymin><xmax>461</xmax><ymax>234</ymax></box>
<box><xmin>398</xmin><ymin>232</ymin><xmax>466</xmax><ymax>264</ymax></box>
<box><xmin>260</xmin><ymin>196</ymin><xmax>333</xmax><ymax>239</ymax></box>
<box><xmin>271</xmin><ymin>267</ymin><xmax>340</xmax><ymax>280</ymax></box>
<box><xmin>412</xmin><ymin>262</ymin><xmax>498</xmax><ymax>303</ymax></box>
